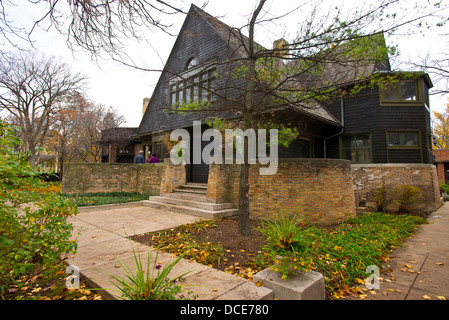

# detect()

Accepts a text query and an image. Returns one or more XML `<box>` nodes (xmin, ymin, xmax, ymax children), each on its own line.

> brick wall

<box><xmin>433</xmin><ymin>149</ymin><xmax>449</xmax><ymax>182</ymax></box>
<box><xmin>62</xmin><ymin>163</ymin><xmax>166</xmax><ymax>194</ymax></box>
<box><xmin>352</xmin><ymin>164</ymin><xmax>442</xmax><ymax>213</ymax></box>
<box><xmin>207</xmin><ymin>159</ymin><xmax>356</xmax><ymax>225</ymax></box>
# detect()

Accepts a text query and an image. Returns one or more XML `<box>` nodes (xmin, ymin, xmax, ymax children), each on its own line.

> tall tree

<box><xmin>0</xmin><ymin>52</ymin><xmax>87</xmax><ymax>165</ymax></box>
<box><xmin>47</xmin><ymin>92</ymin><xmax>126</xmax><ymax>173</ymax></box>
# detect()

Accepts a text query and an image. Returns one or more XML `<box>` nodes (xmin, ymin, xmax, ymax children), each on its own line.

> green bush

<box><xmin>373</xmin><ymin>187</ymin><xmax>389</xmax><ymax>212</ymax></box>
<box><xmin>389</xmin><ymin>185</ymin><xmax>424</xmax><ymax>213</ymax></box>
<box><xmin>0</xmin><ymin>120</ymin><xmax>77</xmax><ymax>298</ymax></box>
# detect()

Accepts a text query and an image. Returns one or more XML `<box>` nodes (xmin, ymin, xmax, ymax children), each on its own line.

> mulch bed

<box><xmin>130</xmin><ymin>218</ymin><xmax>268</xmax><ymax>273</ymax></box>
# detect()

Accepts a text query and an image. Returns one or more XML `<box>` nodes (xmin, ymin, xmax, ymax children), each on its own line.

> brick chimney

<box><xmin>273</xmin><ymin>38</ymin><xmax>288</xmax><ymax>58</ymax></box>
<box><xmin>142</xmin><ymin>98</ymin><xmax>150</xmax><ymax>115</ymax></box>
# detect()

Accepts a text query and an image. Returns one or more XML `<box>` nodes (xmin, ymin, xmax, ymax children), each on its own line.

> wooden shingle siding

<box><xmin>138</xmin><ymin>7</ymin><xmax>246</xmax><ymax>135</ymax></box>
<box><xmin>324</xmin><ymin>83</ymin><xmax>432</xmax><ymax>164</ymax></box>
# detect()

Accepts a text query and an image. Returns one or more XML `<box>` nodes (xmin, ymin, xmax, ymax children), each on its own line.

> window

<box><xmin>185</xmin><ymin>57</ymin><xmax>199</xmax><ymax>70</ymax></box>
<box><xmin>341</xmin><ymin>134</ymin><xmax>372</xmax><ymax>163</ymax></box>
<box><xmin>169</xmin><ymin>67</ymin><xmax>216</xmax><ymax>108</ymax></box>
<box><xmin>379</xmin><ymin>78</ymin><xmax>428</xmax><ymax>107</ymax></box>
<box><xmin>384</xmin><ymin>80</ymin><xmax>417</xmax><ymax>101</ymax></box>
<box><xmin>387</xmin><ymin>132</ymin><xmax>419</xmax><ymax>148</ymax></box>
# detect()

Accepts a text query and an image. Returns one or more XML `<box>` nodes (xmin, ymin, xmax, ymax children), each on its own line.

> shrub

<box><xmin>373</xmin><ymin>187</ymin><xmax>389</xmax><ymax>212</ymax></box>
<box><xmin>0</xmin><ymin>120</ymin><xmax>77</xmax><ymax>298</ymax></box>
<box><xmin>389</xmin><ymin>185</ymin><xmax>424</xmax><ymax>213</ymax></box>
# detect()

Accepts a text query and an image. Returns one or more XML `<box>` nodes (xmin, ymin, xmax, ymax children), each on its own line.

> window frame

<box><xmin>379</xmin><ymin>78</ymin><xmax>425</xmax><ymax>107</ymax></box>
<box><xmin>386</xmin><ymin>131</ymin><xmax>420</xmax><ymax>149</ymax></box>
<box><xmin>339</xmin><ymin>133</ymin><xmax>373</xmax><ymax>164</ymax></box>
<box><xmin>169</xmin><ymin>58</ymin><xmax>217</xmax><ymax>109</ymax></box>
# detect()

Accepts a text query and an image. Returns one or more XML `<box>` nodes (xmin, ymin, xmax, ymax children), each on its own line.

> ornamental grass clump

<box><xmin>259</xmin><ymin>212</ymin><xmax>314</xmax><ymax>278</ymax></box>
<box><xmin>112</xmin><ymin>246</ymin><xmax>197</xmax><ymax>300</ymax></box>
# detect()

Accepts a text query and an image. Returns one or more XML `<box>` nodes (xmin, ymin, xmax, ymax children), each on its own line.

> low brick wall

<box><xmin>208</xmin><ymin>159</ymin><xmax>356</xmax><ymax>225</ymax></box>
<box><xmin>352</xmin><ymin>164</ymin><xmax>442</xmax><ymax>213</ymax></box>
<box><xmin>61</xmin><ymin>163</ymin><xmax>166</xmax><ymax>194</ymax></box>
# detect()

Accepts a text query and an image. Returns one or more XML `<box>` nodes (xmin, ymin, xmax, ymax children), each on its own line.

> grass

<box><xmin>258</xmin><ymin>211</ymin><xmax>427</xmax><ymax>298</ymax></box>
<box><xmin>133</xmin><ymin>211</ymin><xmax>427</xmax><ymax>299</ymax></box>
<box><xmin>61</xmin><ymin>191</ymin><xmax>152</xmax><ymax>207</ymax></box>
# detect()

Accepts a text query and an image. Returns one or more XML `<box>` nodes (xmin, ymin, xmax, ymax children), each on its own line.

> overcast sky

<box><xmin>2</xmin><ymin>0</ymin><xmax>449</xmax><ymax>127</ymax></box>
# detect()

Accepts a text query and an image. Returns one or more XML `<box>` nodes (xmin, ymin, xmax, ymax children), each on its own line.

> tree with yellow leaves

<box><xmin>432</xmin><ymin>99</ymin><xmax>449</xmax><ymax>149</ymax></box>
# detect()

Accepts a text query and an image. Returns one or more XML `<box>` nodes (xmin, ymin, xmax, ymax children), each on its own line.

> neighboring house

<box><xmin>133</xmin><ymin>4</ymin><xmax>434</xmax><ymax>183</ymax></box>
<box><xmin>100</xmin><ymin>127</ymin><xmax>142</xmax><ymax>163</ymax></box>
<box><xmin>433</xmin><ymin>149</ymin><xmax>449</xmax><ymax>183</ymax></box>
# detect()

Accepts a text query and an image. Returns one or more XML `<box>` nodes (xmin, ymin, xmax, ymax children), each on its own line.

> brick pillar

<box><xmin>160</xmin><ymin>159</ymin><xmax>186</xmax><ymax>194</ymax></box>
<box><xmin>206</xmin><ymin>164</ymin><xmax>230</xmax><ymax>204</ymax></box>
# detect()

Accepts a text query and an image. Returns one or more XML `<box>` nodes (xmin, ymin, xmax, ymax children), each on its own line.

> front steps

<box><xmin>144</xmin><ymin>183</ymin><xmax>238</xmax><ymax>219</ymax></box>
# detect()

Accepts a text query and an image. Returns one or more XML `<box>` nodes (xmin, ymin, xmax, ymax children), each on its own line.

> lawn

<box><xmin>61</xmin><ymin>191</ymin><xmax>152</xmax><ymax>207</ymax></box>
<box><xmin>131</xmin><ymin>211</ymin><xmax>426</xmax><ymax>299</ymax></box>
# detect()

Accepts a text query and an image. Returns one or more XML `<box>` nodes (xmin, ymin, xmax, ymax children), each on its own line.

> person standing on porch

<box><xmin>149</xmin><ymin>153</ymin><xmax>160</xmax><ymax>163</ymax></box>
<box><xmin>135</xmin><ymin>150</ymin><xmax>145</xmax><ymax>164</ymax></box>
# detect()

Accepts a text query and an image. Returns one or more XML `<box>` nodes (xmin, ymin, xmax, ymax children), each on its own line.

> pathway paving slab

<box><xmin>66</xmin><ymin>202</ymin><xmax>273</xmax><ymax>300</ymax></box>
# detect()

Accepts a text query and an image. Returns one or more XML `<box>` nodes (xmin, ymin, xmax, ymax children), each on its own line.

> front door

<box><xmin>188</xmin><ymin>131</ymin><xmax>209</xmax><ymax>183</ymax></box>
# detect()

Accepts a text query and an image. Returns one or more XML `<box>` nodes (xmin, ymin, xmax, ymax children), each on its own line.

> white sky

<box><xmin>2</xmin><ymin>0</ymin><xmax>449</xmax><ymax>127</ymax></box>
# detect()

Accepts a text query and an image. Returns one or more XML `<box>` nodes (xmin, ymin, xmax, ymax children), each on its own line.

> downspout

<box><xmin>324</xmin><ymin>94</ymin><xmax>345</xmax><ymax>158</ymax></box>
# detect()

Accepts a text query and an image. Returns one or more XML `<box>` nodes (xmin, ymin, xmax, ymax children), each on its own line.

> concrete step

<box><xmin>173</xmin><ymin>188</ymin><xmax>207</xmax><ymax>195</ymax></box>
<box><xmin>162</xmin><ymin>192</ymin><xmax>210</xmax><ymax>203</ymax></box>
<box><xmin>149</xmin><ymin>196</ymin><xmax>234</xmax><ymax>210</ymax></box>
<box><xmin>174</xmin><ymin>183</ymin><xmax>208</xmax><ymax>195</ymax></box>
<box><xmin>142</xmin><ymin>200</ymin><xmax>238</xmax><ymax>219</ymax></box>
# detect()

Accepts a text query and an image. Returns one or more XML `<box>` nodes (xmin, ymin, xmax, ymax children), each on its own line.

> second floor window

<box><xmin>169</xmin><ymin>67</ymin><xmax>216</xmax><ymax>108</ymax></box>
<box><xmin>383</xmin><ymin>80</ymin><xmax>417</xmax><ymax>102</ymax></box>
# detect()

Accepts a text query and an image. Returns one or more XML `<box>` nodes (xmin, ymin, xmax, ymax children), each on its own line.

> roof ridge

<box><xmin>189</xmin><ymin>4</ymin><xmax>265</xmax><ymax>58</ymax></box>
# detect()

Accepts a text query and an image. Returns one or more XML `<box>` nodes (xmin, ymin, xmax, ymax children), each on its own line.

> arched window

<box><xmin>185</xmin><ymin>57</ymin><xmax>199</xmax><ymax>70</ymax></box>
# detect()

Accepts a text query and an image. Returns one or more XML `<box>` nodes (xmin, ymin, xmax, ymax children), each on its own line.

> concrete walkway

<box><xmin>348</xmin><ymin>202</ymin><xmax>449</xmax><ymax>300</ymax></box>
<box><xmin>66</xmin><ymin>201</ymin><xmax>273</xmax><ymax>300</ymax></box>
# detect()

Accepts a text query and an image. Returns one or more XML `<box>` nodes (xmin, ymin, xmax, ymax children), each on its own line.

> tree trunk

<box><xmin>237</xmin><ymin>0</ymin><xmax>266</xmax><ymax>236</ymax></box>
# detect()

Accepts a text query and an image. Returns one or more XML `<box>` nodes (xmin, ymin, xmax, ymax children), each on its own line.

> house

<box><xmin>433</xmin><ymin>149</ymin><xmax>449</xmax><ymax>183</ymax></box>
<box><xmin>133</xmin><ymin>4</ymin><xmax>434</xmax><ymax>184</ymax></box>
<box><xmin>99</xmin><ymin>127</ymin><xmax>142</xmax><ymax>163</ymax></box>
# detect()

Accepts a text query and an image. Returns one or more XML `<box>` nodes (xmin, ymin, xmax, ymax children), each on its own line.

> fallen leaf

<box><xmin>422</xmin><ymin>295</ymin><xmax>431</xmax><ymax>300</ymax></box>
<box><xmin>437</xmin><ymin>296</ymin><xmax>447</xmax><ymax>300</ymax></box>
<box><xmin>436</xmin><ymin>262</ymin><xmax>444</xmax><ymax>266</ymax></box>
<box><xmin>212</xmin><ymin>288</ymin><xmax>218</xmax><ymax>292</ymax></box>
<box><xmin>403</xmin><ymin>264</ymin><xmax>414</xmax><ymax>269</ymax></box>
<box><xmin>409</xmin><ymin>260</ymin><xmax>417</xmax><ymax>264</ymax></box>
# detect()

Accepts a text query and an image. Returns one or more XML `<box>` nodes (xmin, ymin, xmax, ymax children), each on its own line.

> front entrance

<box><xmin>188</xmin><ymin>163</ymin><xmax>209</xmax><ymax>183</ymax></box>
<box><xmin>187</xmin><ymin>130</ymin><xmax>210</xmax><ymax>183</ymax></box>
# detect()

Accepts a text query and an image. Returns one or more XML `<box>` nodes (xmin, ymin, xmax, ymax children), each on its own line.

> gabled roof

<box><xmin>191</xmin><ymin>4</ymin><xmax>260</xmax><ymax>59</ymax></box>
<box><xmin>100</xmin><ymin>127</ymin><xmax>139</xmax><ymax>143</ymax></box>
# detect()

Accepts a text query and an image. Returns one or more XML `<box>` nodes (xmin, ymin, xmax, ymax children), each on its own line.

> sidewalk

<box><xmin>66</xmin><ymin>201</ymin><xmax>273</xmax><ymax>300</ymax></box>
<box><xmin>348</xmin><ymin>202</ymin><xmax>449</xmax><ymax>300</ymax></box>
